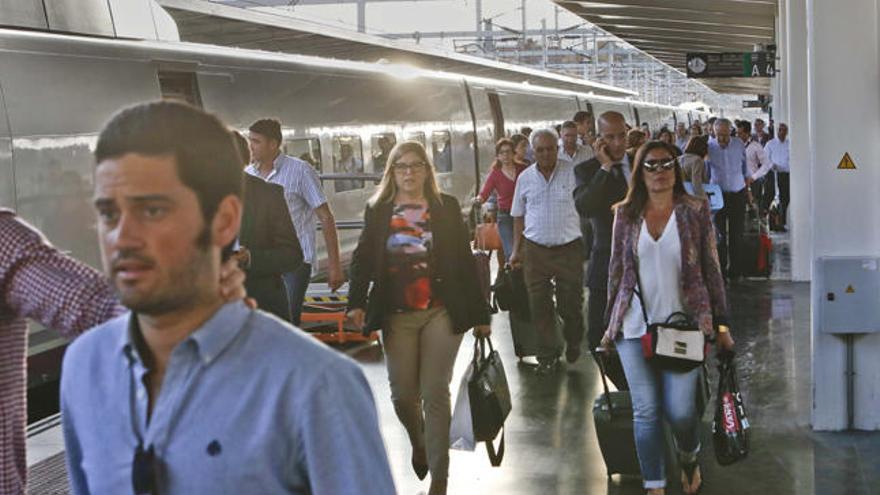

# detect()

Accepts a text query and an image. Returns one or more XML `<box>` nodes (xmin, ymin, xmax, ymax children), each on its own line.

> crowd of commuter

<box><xmin>0</xmin><ymin>99</ymin><xmax>792</xmax><ymax>495</ymax></box>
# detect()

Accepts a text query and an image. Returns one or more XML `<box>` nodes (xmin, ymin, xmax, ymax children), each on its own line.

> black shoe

<box><xmin>565</xmin><ymin>346</ymin><xmax>581</xmax><ymax>364</ymax></box>
<box><xmin>535</xmin><ymin>359</ymin><xmax>559</xmax><ymax>376</ymax></box>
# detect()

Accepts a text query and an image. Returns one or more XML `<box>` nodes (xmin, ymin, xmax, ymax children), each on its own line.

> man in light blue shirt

<box><xmin>61</xmin><ymin>101</ymin><xmax>394</xmax><ymax>495</ymax></box>
<box><xmin>707</xmin><ymin>118</ymin><xmax>749</xmax><ymax>279</ymax></box>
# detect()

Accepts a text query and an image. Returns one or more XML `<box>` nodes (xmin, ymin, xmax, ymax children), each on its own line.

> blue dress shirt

<box><xmin>707</xmin><ymin>137</ymin><xmax>748</xmax><ymax>193</ymax></box>
<box><xmin>61</xmin><ymin>302</ymin><xmax>395</xmax><ymax>494</ymax></box>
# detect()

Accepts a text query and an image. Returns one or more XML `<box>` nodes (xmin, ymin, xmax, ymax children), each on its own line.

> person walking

<box><xmin>679</xmin><ymin>135</ymin><xmax>710</xmax><ymax>199</ymax></box>
<box><xmin>707</xmin><ymin>118</ymin><xmax>748</xmax><ymax>280</ymax></box>
<box><xmin>602</xmin><ymin>141</ymin><xmax>735</xmax><ymax>495</ymax></box>
<box><xmin>764</xmin><ymin>123</ymin><xmax>790</xmax><ymax>231</ymax></box>
<box><xmin>474</xmin><ymin>138</ymin><xmax>526</xmax><ymax>261</ymax></box>
<box><xmin>346</xmin><ymin>141</ymin><xmax>491</xmax><ymax>495</ymax></box>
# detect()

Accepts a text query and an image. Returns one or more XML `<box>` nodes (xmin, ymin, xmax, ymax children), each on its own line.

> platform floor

<box><xmin>27</xmin><ymin>233</ymin><xmax>880</xmax><ymax>494</ymax></box>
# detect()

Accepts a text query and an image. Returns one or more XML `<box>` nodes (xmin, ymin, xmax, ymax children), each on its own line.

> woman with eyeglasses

<box><xmin>601</xmin><ymin>141</ymin><xmax>735</xmax><ymax>495</ymax></box>
<box><xmin>346</xmin><ymin>141</ymin><xmax>492</xmax><ymax>495</ymax></box>
<box><xmin>473</xmin><ymin>138</ymin><xmax>526</xmax><ymax>261</ymax></box>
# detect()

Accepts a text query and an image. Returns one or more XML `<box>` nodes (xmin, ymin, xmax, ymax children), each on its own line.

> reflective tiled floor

<box><xmin>350</xmin><ymin>232</ymin><xmax>880</xmax><ymax>495</ymax></box>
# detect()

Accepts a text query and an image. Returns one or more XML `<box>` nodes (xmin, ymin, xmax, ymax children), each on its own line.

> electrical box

<box><xmin>817</xmin><ymin>257</ymin><xmax>880</xmax><ymax>334</ymax></box>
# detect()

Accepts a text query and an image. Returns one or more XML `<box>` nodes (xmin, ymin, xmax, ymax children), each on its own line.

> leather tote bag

<box><xmin>468</xmin><ymin>336</ymin><xmax>511</xmax><ymax>466</ymax></box>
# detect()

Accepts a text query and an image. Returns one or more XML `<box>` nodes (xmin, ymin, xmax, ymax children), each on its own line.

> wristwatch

<box><xmin>717</xmin><ymin>325</ymin><xmax>730</xmax><ymax>334</ymax></box>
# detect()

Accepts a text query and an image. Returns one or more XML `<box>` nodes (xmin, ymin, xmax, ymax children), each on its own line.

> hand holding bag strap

<box><xmin>593</xmin><ymin>350</ymin><xmax>615</xmax><ymax>414</ymax></box>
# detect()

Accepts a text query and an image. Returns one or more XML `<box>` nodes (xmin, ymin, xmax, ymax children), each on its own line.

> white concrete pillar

<box><xmin>774</xmin><ymin>0</ymin><xmax>789</xmax><ymax>124</ymax></box>
<box><xmin>787</xmin><ymin>0</ymin><xmax>811</xmax><ymax>282</ymax></box>
<box><xmin>808</xmin><ymin>0</ymin><xmax>880</xmax><ymax>430</ymax></box>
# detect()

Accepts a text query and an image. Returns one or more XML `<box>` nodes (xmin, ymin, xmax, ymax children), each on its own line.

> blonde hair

<box><xmin>368</xmin><ymin>141</ymin><xmax>444</xmax><ymax>206</ymax></box>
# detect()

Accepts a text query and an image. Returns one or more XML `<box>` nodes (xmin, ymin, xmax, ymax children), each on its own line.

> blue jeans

<box><xmin>496</xmin><ymin>211</ymin><xmax>514</xmax><ymax>262</ymax></box>
<box><xmin>282</xmin><ymin>263</ymin><xmax>311</xmax><ymax>326</ymax></box>
<box><xmin>617</xmin><ymin>338</ymin><xmax>702</xmax><ymax>489</ymax></box>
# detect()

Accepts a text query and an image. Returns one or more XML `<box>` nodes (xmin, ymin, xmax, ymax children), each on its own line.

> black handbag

<box><xmin>712</xmin><ymin>351</ymin><xmax>750</xmax><ymax>465</ymax></box>
<box><xmin>468</xmin><ymin>336</ymin><xmax>512</xmax><ymax>466</ymax></box>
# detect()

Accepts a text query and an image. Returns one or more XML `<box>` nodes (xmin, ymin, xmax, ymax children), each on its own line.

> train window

<box><xmin>284</xmin><ymin>137</ymin><xmax>322</xmax><ymax>173</ymax></box>
<box><xmin>332</xmin><ymin>136</ymin><xmax>364</xmax><ymax>192</ymax></box>
<box><xmin>431</xmin><ymin>131</ymin><xmax>453</xmax><ymax>173</ymax></box>
<box><xmin>157</xmin><ymin>71</ymin><xmax>203</xmax><ymax>108</ymax></box>
<box><xmin>371</xmin><ymin>133</ymin><xmax>397</xmax><ymax>171</ymax></box>
<box><xmin>405</xmin><ymin>131</ymin><xmax>426</xmax><ymax>146</ymax></box>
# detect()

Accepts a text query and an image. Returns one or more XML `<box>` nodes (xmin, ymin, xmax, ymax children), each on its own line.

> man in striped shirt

<box><xmin>246</xmin><ymin>119</ymin><xmax>345</xmax><ymax>325</ymax></box>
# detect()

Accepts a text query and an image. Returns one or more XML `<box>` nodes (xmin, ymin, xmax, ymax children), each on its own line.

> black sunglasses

<box><xmin>643</xmin><ymin>158</ymin><xmax>677</xmax><ymax>172</ymax></box>
<box><xmin>132</xmin><ymin>443</ymin><xmax>157</xmax><ymax>495</ymax></box>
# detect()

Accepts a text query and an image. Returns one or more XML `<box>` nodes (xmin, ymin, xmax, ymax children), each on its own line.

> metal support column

<box><xmin>356</xmin><ymin>0</ymin><xmax>366</xmax><ymax>33</ymax></box>
<box><xmin>608</xmin><ymin>42</ymin><xmax>615</xmax><ymax>87</ymax></box>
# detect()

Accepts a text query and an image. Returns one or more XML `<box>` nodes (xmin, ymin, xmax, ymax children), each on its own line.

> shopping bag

<box><xmin>712</xmin><ymin>351</ymin><xmax>750</xmax><ymax>465</ymax></box>
<box><xmin>468</xmin><ymin>336</ymin><xmax>511</xmax><ymax>466</ymax></box>
<box><xmin>449</xmin><ymin>361</ymin><xmax>476</xmax><ymax>451</ymax></box>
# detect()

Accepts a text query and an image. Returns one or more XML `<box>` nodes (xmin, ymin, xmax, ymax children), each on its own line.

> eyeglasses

<box><xmin>643</xmin><ymin>158</ymin><xmax>677</xmax><ymax>172</ymax></box>
<box><xmin>392</xmin><ymin>161</ymin><xmax>426</xmax><ymax>173</ymax></box>
<box><xmin>132</xmin><ymin>443</ymin><xmax>157</xmax><ymax>494</ymax></box>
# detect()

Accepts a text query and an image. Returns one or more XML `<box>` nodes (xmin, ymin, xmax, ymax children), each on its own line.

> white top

<box><xmin>745</xmin><ymin>139</ymin><xmax>774</xmax><ymax>181</ymax></box>
<box><xmin>558</xmin><ymin>144</ymin><xmax>595</xmax><ymax>165</ymax></box>
<box><xmin>246</xmin><ymin>154</ymin><xmax>327</xmax><ymax>274</ymax></box>
<box><xmin>510</xmin><ymin>160</ymin><xmax>582</xmax><ymax>247</ymax></box>
<box><xmin>621</xmin><ymin>211</ymin><xmax>685</xmax><ymax>339</ymax></box>
<box><xmin>764</xmin><ymin>137</ymin><xmax>790</xmax><ymax>173</ymax></box>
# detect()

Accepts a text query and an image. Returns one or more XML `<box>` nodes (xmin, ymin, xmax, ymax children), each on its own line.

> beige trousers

<box><xmin>383</xmin><ymin>306</ymin><xmax>464</xmax><ymax>480</ymax></box>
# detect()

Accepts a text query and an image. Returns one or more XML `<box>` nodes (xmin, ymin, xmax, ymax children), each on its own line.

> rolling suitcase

<box><xmin>592</xmin><ymin>351</ymin><xmax>641</xmax><ymax>478</ymax></box>
<box><xmin>741</xmin><ymin>206</ymin><xmax>772</xmax><ymax>278</ymax></box>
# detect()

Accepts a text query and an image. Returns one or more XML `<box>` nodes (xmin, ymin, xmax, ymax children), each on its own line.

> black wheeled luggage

<box><xmin>592</xmin><ymin>351</ymin><xmax>641</xmax><ymax>478</ymax></box>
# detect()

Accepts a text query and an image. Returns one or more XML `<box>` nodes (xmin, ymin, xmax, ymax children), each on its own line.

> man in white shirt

<box><xmin>558</xmin><ymin>120</ymin><xmax>595</xmax><ymax>165</ymax></box>
<box><xmin>572</xmin><ymin>110</ymin><xmax>596</xmax><ymax>147</ymax></box>
<box><xmin>247</xmin><ymin>119</ymin><xmax>345</xmax><ymax>325</ymax></box>
<box><xmin>764</xmin><ymin>123</ymin><xmax>790</xmax><ymax>231</ymax></box>
<box><xmin>736</xmin><ymin>120</ymin><xmax>775</xmax><ymax>214</ymax></box>
<box><xmin>675</xmin><ymin>122</ymin><xmax>690</xmax><ymax>152</ymax></box>
<box><xmin>509</xmin><ymin>128</ymin><xmax>585</xmax><ymax>375</ymax></box>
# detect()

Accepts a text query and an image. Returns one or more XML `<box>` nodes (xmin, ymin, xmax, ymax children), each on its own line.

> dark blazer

<box><xmin>347</xmin><ymin>194</ymin><xmax>491</xmax><ymax>334</ymax></box>
<box><xmin>573</xmin><ymin>158</ymin><xmax>630</xmax><ymax>290</ymax></box>
<box><xmin>240</xmin><ymin>175</ymin><xmax>303</xmax><ymax>321</ymax></box>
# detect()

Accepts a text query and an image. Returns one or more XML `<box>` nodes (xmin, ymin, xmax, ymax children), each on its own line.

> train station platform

<box><xmin>26</xmin><ymin>231</ymin><xmax>880</xmax><ymax>494</ymax></box>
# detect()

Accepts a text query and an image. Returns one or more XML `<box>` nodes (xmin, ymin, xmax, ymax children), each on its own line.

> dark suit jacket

<box><xmin>573</xmin><ymin>158</ymin><xmax>629</xmax><ymax>290</ymax></box>
<box><xmin>240</xmin><ymin>175</ymin><xmax>303</xmax><ymax>321</ymax></box>
<box><xmin>347</xmin><ymin>194</ymin><xmax>491</xmax><ymax>334</ymax></box>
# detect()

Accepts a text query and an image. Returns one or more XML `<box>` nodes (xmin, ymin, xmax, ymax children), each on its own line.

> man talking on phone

<box><xmin>572</xmin><ymin>111</ymin><xmax>631</xmax><ymax>390</ymax></box>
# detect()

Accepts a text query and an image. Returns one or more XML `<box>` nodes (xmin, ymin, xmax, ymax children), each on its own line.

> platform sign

<box><xmin>686</xmin><ymin>52</ymin><xmax>776</xmax><ymax>78</ymax></box>
<box><xmin>742</xmin><ymin>100</ymin><xmax>763</xmax><ymax>108</ymax></box>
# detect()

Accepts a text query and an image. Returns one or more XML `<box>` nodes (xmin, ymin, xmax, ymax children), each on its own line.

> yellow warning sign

<box><xmin>846</xmin><ymin>285</ymin><xmax>855</xmax><ymax>294</ymax></box>
<box><xmin>837</xmin><ymin>152</ymin><xmax>857</xmax><ymax>170</ymax></box>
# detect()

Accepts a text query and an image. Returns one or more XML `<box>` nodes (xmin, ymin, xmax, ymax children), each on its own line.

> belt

<box><xmin>525</xmin><ymin>237</ymin><xmax>582</xmax><ymax>250</ymax></box>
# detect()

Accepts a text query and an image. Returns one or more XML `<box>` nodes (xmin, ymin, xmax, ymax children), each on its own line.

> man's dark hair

<box><xmin>572</xmin><ymin>111</ymin><xmax>592</xmax><ymax>124</ymax></box>
<box><xmin>561</xmin><ymin>120</ymin><xmax>578</xmax><ymax>131</ymax></box>
<box><xmin>736</xmin><ymin>120</ymin><xmax>752</xmax><ymax>134</ymax></box>
<box><xmin>249</xmin><ymin>118</ymin><xmax>283</xmax><ymax>144</ymax></box>
<box><xmin>754</xmin><ymin>118</ymin><xmax>765</xmax><ymax>125</ymax></box>
<box><xmin>94</xmin><ymin>101</ymin><xmax>243</xmax><ymax>226</ymax></box>
<box><xmin>231</xmin><ymin>130</ymin><xmax>250</xmax><ymax>166</ymax></box>
<box><xmin>707</xmin><ymin>116</ymin><xmax>717</xmax><ymax>125</ymax></box>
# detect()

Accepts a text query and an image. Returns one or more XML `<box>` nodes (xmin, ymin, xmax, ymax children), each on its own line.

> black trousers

<box><xmin>777</xmin><ymin>171</ymin><xmax>790</xmax><ymax>226</ymax></box>
<box><xmin>587</xmin><ymin>287</ymin><xmax>628</xmax><ymax>390</ymax></box>
<box><xmin>716</xmin><ymin>189</ymin><xmax>747</xmax><ymax>278</ymax></box>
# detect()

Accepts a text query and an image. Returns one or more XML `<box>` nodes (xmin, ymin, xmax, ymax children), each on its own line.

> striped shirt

<box><xmin>0</xmin><ymin>210</ymin><xmax>120</xmax><ymax>494</ymax></box>
<box><xmin>246</xmin><ymin>154</ymin><xmax>327</xmax><ymax>275</ymax></box>
<box><xmin>510</xmin><ymin>160</ymin><xmax>581</xmax><ymax>247</ymax></box>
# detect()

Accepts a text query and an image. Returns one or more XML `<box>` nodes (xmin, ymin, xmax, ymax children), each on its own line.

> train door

<box><xmin>633</xmin><ymin>107</ymin><xmax>641</xmax><ymax>127</ymax></box>
<box><xmin>487</xmin><ymin>92</ymin><xmax>505</xmax><ymax>141</ymax></box>
<box><xmin>0</xmin><ymin>81</ymin><xmax>14</xmax><ymax>208</ymax></box>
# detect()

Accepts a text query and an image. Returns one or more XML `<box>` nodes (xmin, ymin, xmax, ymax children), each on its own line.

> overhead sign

<box><xmin>742</xmin><ymin>100</ymin><xmax>763</xmax><ymax>108</ymax></box>
<box><xmin>837</xmin><ymin>152</ymin><xmax>857</xmax><ymax>170</ymax></box>
<box><xmin>686</xmin><ymin>52</ymin><xmax>776</xmax><ymax>78</ymax></box>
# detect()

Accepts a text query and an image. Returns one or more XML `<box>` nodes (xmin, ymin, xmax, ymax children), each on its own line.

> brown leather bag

<box><xmin>474</xmin><ymin>222</ymin><xmax>502</xmax><ymax>252</ymax></box>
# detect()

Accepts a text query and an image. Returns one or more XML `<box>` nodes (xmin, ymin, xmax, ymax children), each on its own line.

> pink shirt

<box><xmin>478</xmin><ymin>165</ymin><xmax>526</xmax><ymax>211</ymax></box>
<box><xmin>0</xmin><ymin>210</ymin><xmax>120</xmax><ymax>494</ymax></box>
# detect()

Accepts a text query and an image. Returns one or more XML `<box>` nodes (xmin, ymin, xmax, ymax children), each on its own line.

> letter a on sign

<box><xmin>837</xmin><ymin>152</ymin><xmax>857</xmax><ymax>170</ymax></box>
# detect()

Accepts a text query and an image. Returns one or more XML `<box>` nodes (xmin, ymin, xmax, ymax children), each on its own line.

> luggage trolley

<box><xmin>300</xmin><ymin>285</ymin><xmax>379</xmax><ymax>345</ymax></box>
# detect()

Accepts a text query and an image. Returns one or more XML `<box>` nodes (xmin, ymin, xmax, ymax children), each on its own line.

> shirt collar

<box><xmin>120</xmin><ymin>301</ymin><xmax>252</xmax><ymax>367</ymax></box>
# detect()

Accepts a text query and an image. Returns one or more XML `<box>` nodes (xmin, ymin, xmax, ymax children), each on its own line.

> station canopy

<box><xmin>156</xmin><ymin>0</ymin><xmax>636</xmax><ymax>98</ymax></box>
<box><xmin>553</xmin><ymin>0</ymin><xmax>776</xmax><ymax>94</ymax></box>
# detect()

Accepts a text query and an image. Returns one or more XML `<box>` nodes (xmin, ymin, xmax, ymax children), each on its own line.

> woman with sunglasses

<box><xmin>347</xmin><ymin>141</ymin><xmax>492</xmax><ymax>495</ymax></box>
<box><xmin>473</xmin><ymin>138</ymin><xmax>526</xmax><ymax>261</ymax></box>
<box><xmin>601</xmin><ymin>141</ymin><xmax>735</xmax><ymax>495</ymax></box>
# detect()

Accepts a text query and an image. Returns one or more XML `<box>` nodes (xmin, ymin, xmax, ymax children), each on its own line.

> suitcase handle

<box><xmin>592</xmin><ymin>348</ymin><xmax>615</xmax><ymax>414</ymax></box>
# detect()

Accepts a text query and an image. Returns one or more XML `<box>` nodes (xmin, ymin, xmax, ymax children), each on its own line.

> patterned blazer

<box><xmin>604</xmin><ymin>194</ymin><xmax>729</xmax><ymax>341</ymax></box>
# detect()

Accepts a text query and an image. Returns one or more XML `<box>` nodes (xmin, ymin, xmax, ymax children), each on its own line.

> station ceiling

<box><xmin>156</xmin><ymin>0</ymin><xmax>636</xmax><ymax>98</ymax></box>
<box><xmin>553</xmin><ymin>0</ymin><xmax>777</xmax><ymax>94</ymax></box>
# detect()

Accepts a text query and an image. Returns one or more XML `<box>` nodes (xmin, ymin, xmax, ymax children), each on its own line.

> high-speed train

<box><xmin>0</xmin><ymin>26</ymin><xmax>710</xmax><ymax>401</ymax></box>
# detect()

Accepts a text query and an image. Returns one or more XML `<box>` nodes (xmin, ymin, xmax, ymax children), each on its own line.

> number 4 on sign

<box><xmin>837</xmin><ymin>152</ymin><xmax>857</xmax><ymax>170</ymax></box>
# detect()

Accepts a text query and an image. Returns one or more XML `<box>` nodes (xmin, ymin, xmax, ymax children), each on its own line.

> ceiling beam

<box><xmin>585</xmin><ymin>19</ymin><xmax>773</xmax><ymax>39</ymax></box>
<box><xmin>557</xmin><ymin>4</ymin><xmax>774</xmax><ymax>29</ymax></box>
<box><xmin>556</xmin><ymin>0</ymin><xmax>777</xmax><ymax>18</ymax></box>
